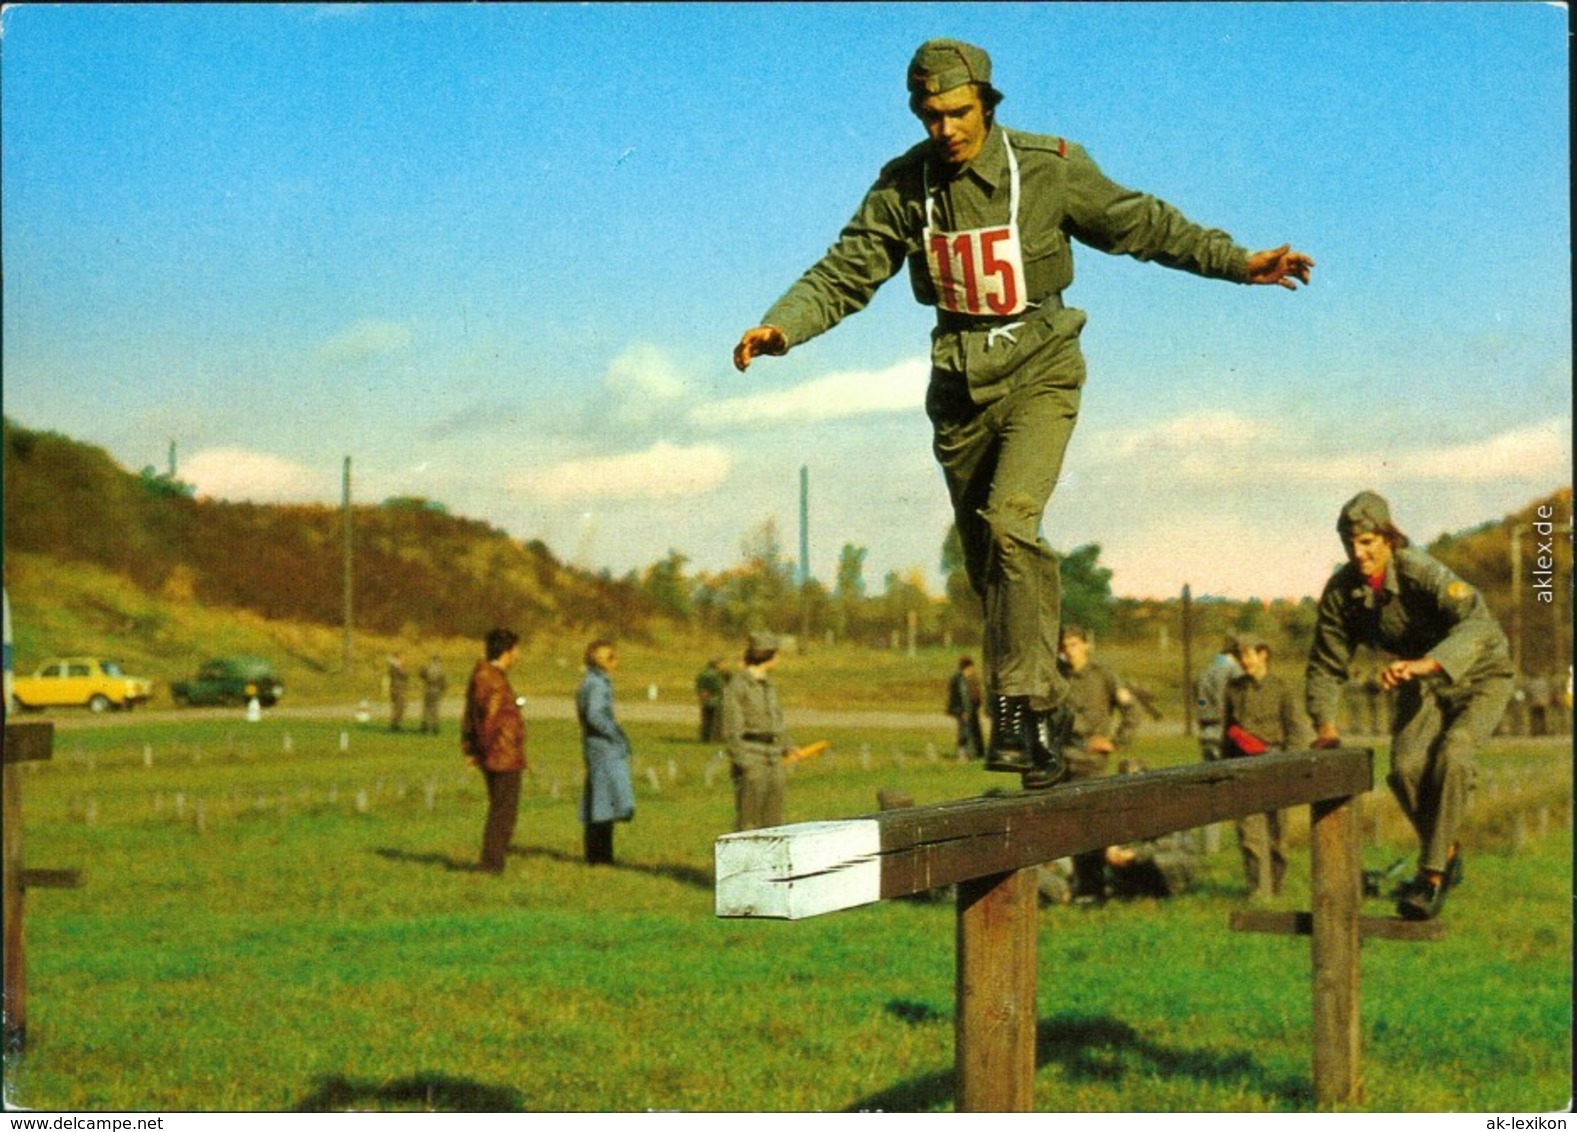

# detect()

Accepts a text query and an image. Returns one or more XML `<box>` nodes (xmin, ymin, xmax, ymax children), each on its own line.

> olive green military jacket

<box><xmin>1305</xmin><ymin>547</ymin><xmax>1513</xmax><ymax>728</ymax></box>
<box><xmin>1224</xmin><ymin>671</ymin><xmax>1313</xmax><ymax>753</ymax></box>
<box><xmin>1062</xmin><ymin>660</ymin><xmax>1141</xmax><ymax>748</ymax></box>
<box><xmin>722</xmin><ymin>668</ymin><xmax>791</xmax><ymax>766</ymax></box>
<box><xmin>760</xmin><ymin>124</ymin><xmax>1250</xmax><ymax>403</ymax></box>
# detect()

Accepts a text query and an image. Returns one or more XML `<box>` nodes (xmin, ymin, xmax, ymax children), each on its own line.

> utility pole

<box><xmin>799</xmin><ymin>464</ymin><xmax>810</xmax><ymax>646</ymax></box>
<box><xmin>1181</xmin><ymin>583</ymin><xmax>1195</xmax><ymax>737</ymax></box>
<box><xmin>342</xmin><ymin>457</ymin><xmax>354</xmax><ymax>676</ymax></box>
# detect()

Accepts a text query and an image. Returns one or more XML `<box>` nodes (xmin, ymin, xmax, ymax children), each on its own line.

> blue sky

<box><xmin>2</xmin><ymin>3</ymin><xmax>1570</xmax><ymax>600</ymax></box>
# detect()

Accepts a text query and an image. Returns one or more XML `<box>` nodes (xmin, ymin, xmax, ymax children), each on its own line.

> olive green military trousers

<box><xmin>1388</xmin><ymin>675</ymin><xmax>1512</xmax><ymax>872</ymax></box>
<box><xmin>928</xmin><ymin>339</ymin><xmax>1083</xmax><ymax>709</ymax></box>
<box><xmin>730</xmin><ymin>749</ymin><xmax>786</xmax><ymax>832</ymax></box>
<box><xmin>1234</xmin><ymin>808</ymin><xmax>1287</xmax><ymax>899</ymax></box>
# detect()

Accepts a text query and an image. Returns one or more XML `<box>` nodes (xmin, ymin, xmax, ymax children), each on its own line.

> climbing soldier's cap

<box><xmin>907</xmin><ymin>39</ymin><xmax>994</xmax><ymax>98</ymax></box>
<box><xmin>1336</xmin><ymin>490</ymin><xmax>1393</xmax><ymax>538</ymax></box>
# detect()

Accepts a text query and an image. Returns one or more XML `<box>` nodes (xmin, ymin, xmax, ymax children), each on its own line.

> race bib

<box><xmin>925</xmin><ymin>225</ymin><xmax>1027</xmax><ymax>316</ymax></box>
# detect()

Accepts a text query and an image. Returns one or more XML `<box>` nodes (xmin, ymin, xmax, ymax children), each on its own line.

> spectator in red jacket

<box><xmin>461</xmin><ymin>628</ymin><xmax>526</xmax><ymax>874</ymax></box>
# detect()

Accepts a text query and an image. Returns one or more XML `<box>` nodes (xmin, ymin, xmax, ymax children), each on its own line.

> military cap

<box><xmin>907</xmin><ymin>38</ymin><xmax>994</xmax><ymax>98</ymax></box>
<box><xmin>1337</xmin><ymin>490</ymin><xmax>1393</xmax><ymax>537</ymax></box>
<box><xmin>1234</xmin><ymin>632</ymin><xmax>1271</xmax><ymax>657</ymax></box>
<box><xmin>747</xmin><ymin>630</ymin><xmax>779</xmax><ymax>655</ymax></box>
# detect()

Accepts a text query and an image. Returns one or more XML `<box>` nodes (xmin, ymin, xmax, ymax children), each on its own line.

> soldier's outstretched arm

<box><xmin>1245</xmin><ymin>244</ymin><xmax>1315</xmax><ymax>289</ymax></box>
<box><xmin>733</xmin><ymin>325</ymin><xmax>789</xmax><ymax>372</ymax></box>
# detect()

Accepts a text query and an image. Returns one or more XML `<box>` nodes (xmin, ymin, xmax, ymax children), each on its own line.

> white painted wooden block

<box><xmin>715</xmin><ymin>819</ymin><xmax>882</xmax><ymax>920</ymax></box>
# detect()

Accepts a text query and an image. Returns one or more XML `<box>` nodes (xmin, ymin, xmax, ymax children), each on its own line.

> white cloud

<box><xmin>1274</xmin><ymin>418</ymin><xmax>1571</xmax><ymax>485</ymax></box>
<box><xmin>605</xmin><ymin>342</ymin><xmax>687</xmax><ymax>403</ymax></box>
<box><xmin>603</xmin><ymin>342</ymin><xmax>690</xmax><ymax>427</ymax></box>
<box><xmin>1095</xmin><ymin>414</ymin><xmax>1570</xmax><ymax>488</ymax></box>
<box><xmin>1110</xmin><ymin>411</ymin><xmax>1274</xmax><ymax>456</ymax></box>
<box><xmin>510</xmin><ymin>442</ymin><xmax>732</xmax><ymax>503</ymax></box>
<box><xmin>316</xmin><ymin>319</ymin><xmax>413</xmax><ymax>363</ymax></box>
<box><xmin>183</xmin><ymin>448</ymin><xmax>332</xmax><ymax>503</ymax></box>
<box><xmin>691</xmin><ymin>357</ymin><xmax>928</xmax><ymax>428</ymax></box>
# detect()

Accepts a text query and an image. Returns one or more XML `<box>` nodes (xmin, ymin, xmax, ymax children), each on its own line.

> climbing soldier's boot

<box><xmin>1022</xmin><ymin>704</ymin><xmax>1073</xmax><ymax>791</ymax></box>
<box><xmin>985</xmin><ymin>695</ymin><xmax>1036</xmax><ymax>773</ymax></box>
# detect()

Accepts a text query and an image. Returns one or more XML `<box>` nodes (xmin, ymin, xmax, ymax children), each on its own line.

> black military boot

<box><xmin>984</xmin><ymin>695</ymin><xmax>1036</xmax><ymax>772</ymax></box>
<box><xmin>1022</xmin><ymin>704</ymin><xmax>1072</xmax><ymax>790</ymax></box>
<box><xmin>1396</xmin><ymin>872</ymin><xmax>1448</xmax><ymax>920</ymax></box>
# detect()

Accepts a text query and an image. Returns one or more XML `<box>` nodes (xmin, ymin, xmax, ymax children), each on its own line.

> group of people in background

<box><xmin>384</xmin><ymin>649</ymin><xmax>448</xmax><ymax>735</ymax></box>
<box><xmin>441</xmin><ymin>488</ymin><xmax>1509</xmax><ymax>925</ymax></box>
<box><xmin>999</xmin><ymin>490</ymin><xmax>1515</xmax><ymax>924</ymax></box>
<box><xmin>449</xmin><ymin>624</ymin><xmax>803</xmax><ymax>876</ymax></box>
<box><xmin>455</xmin><ymin>630</ymin><xmax>637</xmax><ymax>874</ymax></box>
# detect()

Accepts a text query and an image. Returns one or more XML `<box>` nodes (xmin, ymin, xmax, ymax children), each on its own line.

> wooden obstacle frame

<box><xmin>715</xmin><ymin>746</ymin><xmax>1439</xmax><ymax>1111</ymax></box>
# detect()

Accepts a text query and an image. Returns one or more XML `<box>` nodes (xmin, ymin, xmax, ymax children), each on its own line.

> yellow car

<box><xmin>11</xmin><ymin>657</ymin><xmax>154</xmax><ymax>713</ymax></box>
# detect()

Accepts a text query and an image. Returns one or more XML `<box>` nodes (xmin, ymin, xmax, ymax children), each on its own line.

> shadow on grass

<box><xmin>509</xmin><ymin>845</ymin><xmax>715</xmax><ymax>891</ymax></box>
<box><xmin>293</xmin><ymin>1071</ymin><xmax>525</xmax><ymax>1112</ymax></box>
<box><xmin>372</xmin><ymin>848</ymin><xmax>476</xmax><ymax>872</ymax></box>
<box><xmin>886</xmin><ymin>999</ymin><xmax>947</xmax><ymax>1025</ymax></box>
<box><xmin>371</xmin><ymin>844</ymin><xmax>713</xmax><ymax>889</ymax></box>
<box><xmin>844</xmin><ymin>1012</ymin><xmax>1313</xmax><ymax>1112</ymax></box>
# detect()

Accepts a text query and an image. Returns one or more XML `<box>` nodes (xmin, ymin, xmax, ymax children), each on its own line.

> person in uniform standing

<box><xmin>1307</xmin><ymin>491</ymin><xmax>1513</xmax><ymax>920</ymax></box>
<box><xmin>461</xmin><ymin>629</ymin><xmax>527</xmax><ymax>875</ymax></box>
<box><xmin>419</xmin><ymin>653</ymin><xmax>447</xmax><ymax>735</ymax></box>
<box><xmin>577</xmin><ymin>639</ymin><xmax>636</xmax><ymax>866</ymax></box>
<box><xmin>1222</xmin><ymin>633</ymin><xmax>1312</xmax><ymax>901</ymax></box>
<box><xmin>723</xmin><ymin>631</ymin><xmax>796</xmax><ymax>831</ymax></box>
<box><xmin>947</xmin><ymin>656</ymin><xmax>986</xmax><ymax>760</ymax></box>
<box><xmin>1193</xmin><ymin>636</ymin><xmax>1242</xmax><ymax>762</ymax></box>
<box><xmin>386</xmin><ymin>650</ymin><xmax>409</xmax><ymax>732</ymax></box>
<box><xmin>1059</xmin><ymin>624</ymin><xmax>1142</xmax><ymax>897</ymax></box>
<box><xmin>695</xmin><ymin>657</ymin><xmax>727</xmax><ymax>744</ymax></box>
<box><xmin>733</xmin><ymin>38</ymin><xmax>1313</xmax><ymax>790</ymax></box>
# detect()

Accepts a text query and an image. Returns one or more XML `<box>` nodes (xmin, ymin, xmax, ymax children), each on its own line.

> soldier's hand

<box><xmin>1245</xmin><ymin>244</ymin><xmax>1315</xmax><ymax>290</ymax></box>
<box><xmin>733</xmin><ymin>325</ymin><xmax>788</xmax><ymax>372</ymax></box>
<box><xmin>1379</xmin><ymin>657</ymin><xmax>1440</xmax><ymax>689</ymax></box>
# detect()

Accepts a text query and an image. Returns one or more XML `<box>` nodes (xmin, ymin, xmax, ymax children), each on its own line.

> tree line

<box><xmin>4</xmin><ymin>419</ymin><xmax>1566</xmax><ymax>668</ymax></box>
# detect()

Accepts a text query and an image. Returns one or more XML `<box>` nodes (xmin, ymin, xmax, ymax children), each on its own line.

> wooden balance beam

<box><xmin>715</xmin><ymin>747</ymin><xmax>1374</xmax><ymax>1111</ymax></box>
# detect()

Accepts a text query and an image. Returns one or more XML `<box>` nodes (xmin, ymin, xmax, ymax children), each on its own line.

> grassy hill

<box><xmin>3</xmin><ymin>418</ymin><xmax>663</xmax><ymax>644</ymax></box>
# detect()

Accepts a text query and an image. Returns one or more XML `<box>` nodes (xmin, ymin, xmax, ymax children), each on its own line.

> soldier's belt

<box><xmin>936</xmin><ymin>292</ymin><xmax>1062</xmax><ymax>333</ymax></box>
<box><xmin>742</xmin><ymin>732</ymin><xmax>778</xmax><ymax>744</ymax></box>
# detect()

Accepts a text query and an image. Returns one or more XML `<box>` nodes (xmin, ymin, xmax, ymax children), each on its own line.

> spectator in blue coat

<box><xmin>577</xmin><ymin>639</ymin><xmax>635</xmax><ymax>865</ymax></box>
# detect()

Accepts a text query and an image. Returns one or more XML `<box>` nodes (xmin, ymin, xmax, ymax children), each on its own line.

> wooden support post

<box><xmin>3</xmin><ymin>752</ymin><xmax>24</xmax><ymax>1055</ymax></box>
<box><xmin>1310</xmin><ymin>792</ymin><xmax>1363</xmax><ymax>1107</ymax></box>
<box><xmin>5</xmin><ymin>722</ymin><xmax>57</xmax><ymax>1054</ymax></box>
<box><xmin>955</xmin><ymin>868</ymin><xmax>1037</xmax><ymax>1112</ymax></box>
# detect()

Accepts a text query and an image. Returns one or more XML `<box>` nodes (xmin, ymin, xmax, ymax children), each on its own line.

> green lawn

<box><xmin>2</xmin><ymin>718</ymin><xmax>1570</xmax><ymax>1112</ymax></box>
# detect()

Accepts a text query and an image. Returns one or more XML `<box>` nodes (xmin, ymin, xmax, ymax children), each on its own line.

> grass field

<box><xmin>2</xmin><ymin>713</ymin><xmax>1570</xmax><ymax>1113</ymax></box>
